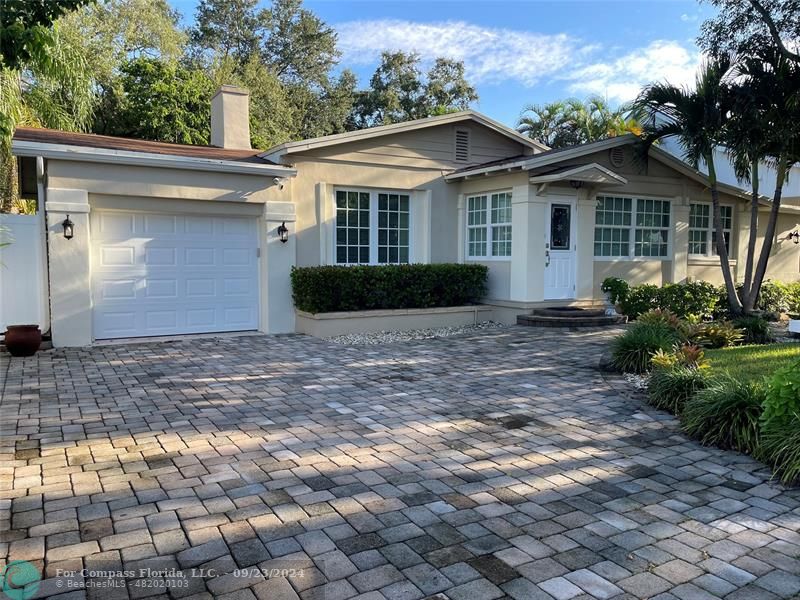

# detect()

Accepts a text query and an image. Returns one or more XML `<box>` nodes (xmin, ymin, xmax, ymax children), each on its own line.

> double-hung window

<box><xmin>466</xmin><ymin>191</ymin><xmax>512</xmax><ymax>259</ymax></box>
<box><xmin>594</xmin><ymin>195</ymin><xmax>671</xmax><ymax>258</ymax></box>
<box><xmin>335</xmin><ymin>189</ymin><xmax>410</xmax><ymax>264</ymax></box>
<box><xmin>689</xmin><ymin>203</ymin><xmax>732</xmax><ymax>257</ymax></box>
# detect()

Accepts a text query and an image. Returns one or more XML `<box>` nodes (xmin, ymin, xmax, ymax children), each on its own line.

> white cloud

<box><xmin>335</xmin><ymin>20</ymin><xmax>702</xmax><ymax>103</ymax></box>
<box><xmin>680</xmin><ymin>13</ymin><xmax>699</xmax><ymax>22</ymax></box>
<box><xmin>335</xmin><ymin>19</ymin><xmax>586</xmax><ymax>87</ymax></box>
<box><xmin>565</xmin><ymin>40</ymin><xmax>701</xmax><ymax>102</ymax></box>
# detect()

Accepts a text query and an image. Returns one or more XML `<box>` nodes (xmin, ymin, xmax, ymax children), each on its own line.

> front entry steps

<box><xmin>517</xmin><ymin>306</ymin><xmax>626</xmax><ymax>328</ymax></box>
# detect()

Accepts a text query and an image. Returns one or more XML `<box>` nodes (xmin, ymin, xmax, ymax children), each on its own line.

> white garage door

<box><xmin>91</xmin><ymin>210</ymin><xmax>259</xmax><ymax>339</ymax></box>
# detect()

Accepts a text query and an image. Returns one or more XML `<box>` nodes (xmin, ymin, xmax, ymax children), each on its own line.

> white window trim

<box><xmin>332</xmin><ymin>187</ymin><xmax>413</xmax><ymax>266</ymax></box>
<box><xmin>688</xmin><ymin>202</ymin><xmax>734</xmax><ymax>258</ymax></box>
<box><xmin>465</xmin><ymin>190</ymin><xmax>512</xmax><ymax>261</ymax></box>
<box><xmin>593</xmin><ymin>193</ymin><xmax>673</xmax><ymax>262</ymax></box>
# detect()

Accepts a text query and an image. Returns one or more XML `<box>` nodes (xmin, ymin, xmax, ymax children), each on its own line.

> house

<box><xmin>8</xmin><ymin>85</ymin><xmax>800</xmax><ymax>347</ymax></box>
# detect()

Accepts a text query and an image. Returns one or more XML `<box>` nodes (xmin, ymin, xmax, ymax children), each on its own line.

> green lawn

<box><xmin>705</xmin><ymin>343</ymin><xmax>800</xmax><ymax>383</ymax></box>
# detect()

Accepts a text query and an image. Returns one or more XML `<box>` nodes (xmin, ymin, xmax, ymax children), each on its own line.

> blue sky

<box><xmin>168</xmin><ymin>0</ymin><xmax>716</xmax><ymax>127</ymax></box>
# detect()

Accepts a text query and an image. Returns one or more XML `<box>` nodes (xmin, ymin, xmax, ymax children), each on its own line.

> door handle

<box><xmin>545</xmin><ymin>249</ymin><xmax>550</xmax><ymax>267</ymax></box>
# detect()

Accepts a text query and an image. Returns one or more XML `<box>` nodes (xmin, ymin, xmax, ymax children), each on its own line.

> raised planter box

<box><xmin>296</xmin><ymin>305</ymin><xmax>493</xmax><ymax>338</ymax></box>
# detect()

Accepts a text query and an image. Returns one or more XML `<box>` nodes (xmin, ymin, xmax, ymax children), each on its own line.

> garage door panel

<box><xmin>91</xmin><ymin>210</ymin><xmax>259</xmax><ymax>339</ymax></box>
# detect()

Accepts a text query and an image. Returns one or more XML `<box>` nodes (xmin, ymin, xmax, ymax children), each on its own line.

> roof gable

<box><xmin>261</xmin><ymin>111</ymin><xmax>547</xmax><ymax>163</ymax></box>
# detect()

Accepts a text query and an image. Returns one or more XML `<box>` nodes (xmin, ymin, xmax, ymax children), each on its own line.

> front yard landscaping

<box><xmin>706</xmin><ymin>343</ymin><xmax>800</xmax><ymax>383</ymax></box>
<box><xmin>607</xmin><ymin>278</ymin><xmax>800</xmax><ymax>486</ymax></box>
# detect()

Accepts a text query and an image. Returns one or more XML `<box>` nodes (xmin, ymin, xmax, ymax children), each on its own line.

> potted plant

<box><xmin>4</xmin><ymin>325</ymin><xmax>42</xmax><ymax>356</ymax></box>
<box><xmin>601</xmin><ymin>277</ymin><xmax>629</xmax><ymax>316</ymax></box>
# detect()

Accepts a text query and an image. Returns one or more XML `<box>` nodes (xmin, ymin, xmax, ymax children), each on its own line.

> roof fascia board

<box><xmin>12</xmin><ymin>140</ymin><xmax>297</xmax><ymax>177</ymax></box>
<box><xmin>445</xmin><ymin>135</ymin><xmax>634</xmax><ymax>181</ymax></box>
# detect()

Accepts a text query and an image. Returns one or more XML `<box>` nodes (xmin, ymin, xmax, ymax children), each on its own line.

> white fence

<box><xmin>0</xmin><ymin>213</ymin><xmax>49</xmax><ymax>332</ymax></box>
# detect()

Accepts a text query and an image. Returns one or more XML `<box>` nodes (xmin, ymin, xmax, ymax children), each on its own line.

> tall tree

<box><xmin>634</xmin><ymin>57</ymin><xmax>743</xmax><ymax>313</ymax></box>
<box><xmin>350</xmin><ymin>51</ymin><xmax>477</xmax><ymax>129</ymax></box>
<box><xmin>700</xmin><ymin>0</ymin><xmax>800</xmax><ymax>64</ymax></box>
<box><xmin>110</xmin><ymin>57</ymin><xmax>214</xmax><ymax>144</ymax></box>
<box><xmin>191</xmin><ymin>0</ymin><xmax>260</xmax><ymax>64</ymax></box>
<box><xmin>725</xmin><ymin>49</ymin><xmax>800</xmax><ymax>313</ymax></box>
<box><xmin>517</xmin><ymin>96</ymin><xmax>640</xmax><ymax>149</ymax></box>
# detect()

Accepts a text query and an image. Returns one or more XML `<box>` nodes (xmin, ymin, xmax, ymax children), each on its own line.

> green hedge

<box><xmin>291</xmin><ymin>263</ymin><xmax>489</xmax><ymax>313</ymax></box>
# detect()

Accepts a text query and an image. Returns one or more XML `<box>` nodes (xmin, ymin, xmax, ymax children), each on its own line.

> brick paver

<box><xmin>2</xmin><ymin>327</ymin><xmax>799</xmax><ymax>599</ymax></box>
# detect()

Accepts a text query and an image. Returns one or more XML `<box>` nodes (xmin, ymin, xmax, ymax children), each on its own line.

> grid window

<box><xmin>378</xmin><ymin>193</ymin><xmax>410</xmax><ymax>264</ymax></box>
<box><xmin>594</xmin><ymin>195</ymin><xmax>671</xmax><ymax>258</ymax></box>
<box><xmin>634</xmin><ymin>199</ymin><xmax>670</xmax><ymax>257</ymax></box>
<box><xmin>689</xmin><ymin>203</ymin><xmax>732</xmax><ymax>257</ymax></box>
<box><xmin>466</xmin><ymin>192</ymin><xmax>512</xmax><ymax>258</ymax></box>
<box><xmin>335</xmin><ymin>189</ymin><xmax>412</xmax><ymax>265</ymax></box>
<box><xmin>336</xmin><ymin>190</ymin><xmax>371</xmax><ymax>264</ymax></box>
<box><xmin>594</xmin><ymin>196</ymin><xmax>632</xmax><ymax>257</ymax></box>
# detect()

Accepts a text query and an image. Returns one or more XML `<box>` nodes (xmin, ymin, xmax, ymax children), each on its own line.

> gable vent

<box><xmin>455</xmin><ymin>129</ymin><xmax>470</xmax><ymax>162</ymax></box>
<box><xmin>609</xmin><ymin>146</ymin><xmax>625</xmax><ymax>168</ymax></box>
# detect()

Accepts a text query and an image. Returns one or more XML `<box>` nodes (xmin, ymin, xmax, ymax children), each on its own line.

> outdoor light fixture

<box><xmin>277</xmin><ymin>221</ymin><xmax>289</xmax><ymax>243</ymax></box>
<box><xmin>62</xmin><ymin>215</ymin><xmax>74</xmax><ymax>240</ymax></box>
<box><xmin>569</xmin><ymin>179</ymin><xmax>583</xmax><ymax>189</ymax></box>
<box><xmin>790</xmin><ymin>230</ymin><xmax>799</xmax><ymax>245</ymax></box>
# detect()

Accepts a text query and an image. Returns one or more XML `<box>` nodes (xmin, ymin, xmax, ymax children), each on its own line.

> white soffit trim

<box><xmin>260</xmin><ymin>110</ymin><xmax>548</xmax><ymax>161</ymax></box>
<box><xmin>12</xmin><ymin>140</ymin><xmax>297</xmax><ymax>177</ymax></box>
<box><xmin>528</xmin><ymin>163</ymin><xmax>628</xmax><ymax>186</ymax></box>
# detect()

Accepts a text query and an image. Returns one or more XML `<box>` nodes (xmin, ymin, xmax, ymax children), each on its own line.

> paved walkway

<box><xmin>2</xmin><ymin>327</ymin><xmax>799</xmax><ymax>600</ymax></box>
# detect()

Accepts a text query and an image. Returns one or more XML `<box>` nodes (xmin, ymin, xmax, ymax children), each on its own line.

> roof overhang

<box><xmin>12</xmin><ymin>140</ymin><xmax>297</xmax><ymax>177</ymax></box>
<box><xmin>261</xmin><ymin>111</ymin><xmax>548</xmax><ymax>162</ymax></box>
<box><xmin>444</xmin><ymin>135</ymin><xmax>634</xmax><ymax>182</ymax></box>
<box><xmin>528</xmin><ymin>163</ymin><xmax>627</xmax><ymax>186</ymax></box>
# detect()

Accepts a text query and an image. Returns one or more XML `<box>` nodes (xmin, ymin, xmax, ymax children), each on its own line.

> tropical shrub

<box><xmin>759</xmin><ymin>415</ymin><xmax>800</xmax><ymax>485</ymax></box>
<box><xmin>682</xmin><ymin>378</ymin><xmax>765</xmax><ymax>454</ymax></box>
<box><xmin>648</xmin><ymin>365</ymin><xmax>709</xmax><ymax>414</ymax></box>
<box><xmin>733</xmin><ymin>316</ymin><xmax>774</xmax><ymax>345</ymax></box>
<box><xmin>693</xmin><ymin>321</ymin><xmax>744</xmax><ymax>348</ymax></box>
<box><xmin>611</xmin><ymin>323</ymin><xmax>681</xmax><ymax>374</ymax></box>
<box><xmin>619</xmin><ymin>284</ymin><xmax>661</xmax><ymax>319</ymax></box>
<box><xmin>761</xmin><ymin>361</ymin><xmax>800</xmax><ymax>430</ymax></box>
<box><xmin>601</xmin><ymin>277</ymin><xmax>629</xmax><ymax>305</ymax></box>
<box><xmin>290</xmin><ymin>264</ymin><xmax>488</xmax><ymax>313</ymax></box>
<box><xmin>659</xmin><ymin>281</ymin><xmax>720</xmax><ymax>320</ymax></box>
<box><xmin>651</xmin><ymin>344</ymin><xmax>708</xmax><ymax>371</ymax></box>
<box><xmin>758</xmin><ymin>280</ymin><xmax>791</xmax><ymax>314</ymax></box>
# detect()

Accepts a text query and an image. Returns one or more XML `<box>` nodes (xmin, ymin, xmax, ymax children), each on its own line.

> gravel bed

<box><xmin>325</xmin><ymin>321</ymin><xmax>505</xmax><ymax>345</ymax></box>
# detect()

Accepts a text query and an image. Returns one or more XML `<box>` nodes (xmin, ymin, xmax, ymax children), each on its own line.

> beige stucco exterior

<box><xmin>11</xmin><ymin>110</ymin><xmax>800</xmax><ymax>345</ymax></box>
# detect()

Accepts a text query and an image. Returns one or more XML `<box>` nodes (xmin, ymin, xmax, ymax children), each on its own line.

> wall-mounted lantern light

<box><xmin>277</xmin><ymin>221</ymin><xmax>289</xmax><ymax>243</ymax></box>
<box><xmin>62</xmin><ymin>215</ymin><xmax>74</xmax><ymax>240</ymax></box>
<box><xmin>790</xmin><ymin>230</ymin><xmax>799</xmax><ymax>245</ymax></box>
<box><xmin>569</xmin><ymin>179</ymin><xmax>583</xmax><ymax>189</ymax></box>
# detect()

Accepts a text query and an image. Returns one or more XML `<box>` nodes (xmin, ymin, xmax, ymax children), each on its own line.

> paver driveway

<box><xmin>2</xmin><ymin>327</ymin><xmax>800</xmax><ymax>600</ymax></box>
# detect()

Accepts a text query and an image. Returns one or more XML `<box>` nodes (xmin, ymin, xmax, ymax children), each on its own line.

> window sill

<box><xmin>593</xmin><ymin>257</ymin><xmax>671</xmax><ymax>262</ymax></box>
<box><xmin>688</xmin><ymin>257</ymin><xmax>737</xmax><ymax>266</ymax></box>
<box><xmin>466</xmin><ymin>257</ymin><xmax>511</xmax><ymax>262</ymax></box>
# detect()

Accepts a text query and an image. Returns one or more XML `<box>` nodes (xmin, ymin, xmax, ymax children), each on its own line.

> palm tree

<box><xmin>726</xmin><ymin>47</ymin><xmax>800</xmax><ymax>313</ymax></box>
<box><xmin>517</xmin><ymin>96</ymin><xmax>641</xmax><ymax>149</ymax></box>
<box><xmin>634</xmin><ymin>56</ymin><xmax>743</xmax><ymax>314</ymax></box>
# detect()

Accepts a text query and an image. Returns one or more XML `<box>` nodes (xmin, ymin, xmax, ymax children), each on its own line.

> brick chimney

<box><xmin>210</xmin><ymin>86</ymin><xmax>251</xmax><ymax>149</ymax></box>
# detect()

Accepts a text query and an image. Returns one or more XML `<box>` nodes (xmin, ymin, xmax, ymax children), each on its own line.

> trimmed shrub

<box><xmin>733</xmin><ymin>316</ymin><xmax>774</xmax><ymax>345</ymax></box>
<box><xmin>619</xmin><ymin>284</ymin><xmax>660</xmax><ymax>319</ymax></box>
<box><xmin>693</xmin><ymin>321</ymin><xmax>744</xmax><ymax>348</ymax></box>
<box><xmin>601</xmin><ymin>277</ymin><xmax>629</xmax><ymax>305</ymax></box>
<box><xmin>290</xmin><ymin>264</ymin><xmax>488</xmax><ymax>313</ymax></box>
<box><xmin>682</xmin><ymin>377</ymin><xmax>765</xmax><ymax>454</ymax></box>
<box><xmin>648</xmin><ymin>365</ymin><xmax>708</xmax><ymax>414</ymax></box>
<box><xmin>759</xmin><ymin>415</ymin><xmax>800</xmax><ymax>485</ymax></box>
<box><xmin>761</xmin><ymin>360</ymin><xmax>800</xmax><ymax>430</ymax></box>
<box><xmin>659</xmin><ymin>281</ymin><xmax>720</xmax><ymax>320</ymax></box>
<box><xmin>611</xmin><ymin>323</ymin><xmax>680</xmax><ymax>374</ymax></box>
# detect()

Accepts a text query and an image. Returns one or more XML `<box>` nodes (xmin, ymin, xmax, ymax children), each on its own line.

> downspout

<box><xmin>37</xmin><ymin>156</ymin><xmax>51</xmax><ymax>336</ymax></box>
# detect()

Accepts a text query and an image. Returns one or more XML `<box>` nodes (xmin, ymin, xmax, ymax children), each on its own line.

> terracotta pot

<box><xmin>4</xmin><ymin>325</ymin><xmax>42</xmax><ymax>357</ymax></box>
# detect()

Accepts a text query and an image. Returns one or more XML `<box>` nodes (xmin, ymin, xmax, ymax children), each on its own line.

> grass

<box><xmin>705</xmin><ymin>343</ymin><xmax>800</xmax><ymax>383</ymax></box>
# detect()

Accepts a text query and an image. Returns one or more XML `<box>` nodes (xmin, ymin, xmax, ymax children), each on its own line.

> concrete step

<box><xmin>517</xmin><ymin>306</ymin><xmax>626</xmax><ymax>328</ymax></box>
